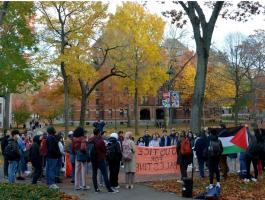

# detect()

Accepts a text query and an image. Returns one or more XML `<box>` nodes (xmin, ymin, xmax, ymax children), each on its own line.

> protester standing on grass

<box><xmin>194</xmin><ymin>131</ymin><xmax>208</xmax><ymax>178</ymax></box>
<box><xmin>176</xmin><ymin>132</ymin><xmax>193</xmax><ymax>180</ymax></box>
<box><xmin>46</xmin><ymin>126</ymin><xmax>61</xmax><ymax>189</ymax></box>
<box><xmin>5</xmin><ymin>130</ymin><xmax>20</xmax><ymax>184</ymax></box>
<box><xmin>29</xmin><ymin>135</ymin><xmax>42</xmax><ymax>184</ymax></box>
<box><xmin>207</xmin><ymin>129</ymin><xmax>223</xmax><ymax>189</ymax></box>
<box><xmin>245</xmin><ymin>127</ymin><xmax>259</xmax><ymax>182</ymax></box>
<box><xmin>123</xmin><ymin>131</ymin><xmax>136</xmax><ymax>189</ymax></box>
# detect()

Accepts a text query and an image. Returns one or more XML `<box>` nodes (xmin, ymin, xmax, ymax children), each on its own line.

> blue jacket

<box><xmin>160</xmin><ymin>135</ymin><xmax>171</xmax><ymax>147</ymax></box>
<box><xmin>194</xmin><ymin>136</ymin><xmax>208</xmax><ymax>159</ymax></box>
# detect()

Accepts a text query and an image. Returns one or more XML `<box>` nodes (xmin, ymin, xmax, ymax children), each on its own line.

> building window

<box><xmin>96</xmin><ymin>99</ymin><xmax>100</xmax><ymax>106</ymax></box>
<box><xmin>86</xmin><ymin>109</ymin><xmax>90</xmax><ymax>118</ymax></box>
<box><xmin>0</xmin><ymin>103</ymin><xmax>2</xmax><ymax>114</ymax></box>
<box><xmin>96</xmin><ymin>110</ymin><xmax>100</xmax><ymax>118</ymax></box>
<box><xmin>124</xmin><ymin>109</ymin><xmax>128</xmax><ymax>116</ymax></box>
<box><xmin>120</xmin><ymin>109</ymin><xmax>124</xmax><ymax>117</ymax></box>
<box><xmin>108</xmin><ymin>109</ymin><xmax>112</xmax><ymax>118</ymax></box>
<box><xmin>142</xmin><ymin>96</ymin><xmax>148</xmax><ymax>105</ymax></box>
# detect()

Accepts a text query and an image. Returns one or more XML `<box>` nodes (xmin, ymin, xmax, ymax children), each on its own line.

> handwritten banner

<box><xmin>136</xmin><ymin>146</ymin><xmax>179</xmax><ymax>175</ymax></box>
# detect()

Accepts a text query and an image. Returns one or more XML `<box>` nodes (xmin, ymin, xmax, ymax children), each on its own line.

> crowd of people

<box><xmin>0</xmin><ymin>122</ymin><xmax>264</xmax><ymax>194</ymax></box>
<box><xmin>0</xmin><ymin>125</ymin><xmax>136</xmax><ymax>193</ymax></box>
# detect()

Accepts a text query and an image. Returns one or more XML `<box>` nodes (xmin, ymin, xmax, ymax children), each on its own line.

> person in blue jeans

<box><xmin>46</xmin><ymin>126</ymin><xmax>61</xmax><ymax>189</ymax></box>
<box><xmin>194</xmin><ymin>132</ymin><xmax>209</xmax><ymax>178</ymax></box>
<box><xmin>88</xmin><ymin>129</ymin><xmax>116</xmax><ymax>193</ymax></box>
<box><xmin>6</xmin><ymin>130</ymin><xmax>20</xmax><ymax>183</ymax></box>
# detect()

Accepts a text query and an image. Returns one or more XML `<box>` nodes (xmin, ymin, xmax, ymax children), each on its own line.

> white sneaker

<box><xmin>115</xmin><ymin>185</ymin><xmax>120</xmax><ymax>189</ymax></box>
<box><xmin>251</xmin><ymin>178</ymin><xmax>257</xmax><ymax>182</ymax></box>
<box><xmin>125</xmin><ymin>185</ymin><xmax>129</xmax><ymax>189</ymax></box>
<box><xmin>244</xmin><ymin>178</ymin><xmax>250</xmax><ymax>183</ymax></box>
<box><xmin>130</xmin><ymin>185</ymin><xmax>134</xmax><ymax>189</ymax></box>
<box><xmin>49</xmin><ymin>184</ymin><xmax>59</xmax><ymax>189</ymax></box>
<box><xmin>82</xmin><ymin>186</ymin><xmax>90</xmax><ymax>190</ymax></box>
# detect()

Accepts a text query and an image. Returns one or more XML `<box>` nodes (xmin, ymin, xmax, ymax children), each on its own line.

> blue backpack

<box><xmin>205</xmin><ymin>186</ymin><xmax>220</xmax><ymax>199</ymax></box>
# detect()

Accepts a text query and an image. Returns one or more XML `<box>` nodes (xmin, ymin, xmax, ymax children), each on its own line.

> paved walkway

<box><xmin>60</xmin><ymin>183</ymin><xmax>188</xmax><ymax>200</ymax></box>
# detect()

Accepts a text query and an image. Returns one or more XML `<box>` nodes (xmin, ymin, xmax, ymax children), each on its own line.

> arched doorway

<box><xmin>140</xmin><ymin>109</ymin><xmax>151</xmax><ymax>120</ymax></box>
<box><xmin>156</xmin><ymin>109</ymin><xmax>165</xmax><ymax>120</ymax></box>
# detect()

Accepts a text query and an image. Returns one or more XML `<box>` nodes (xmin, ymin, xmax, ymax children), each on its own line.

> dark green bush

<box><xmin>0</xmin><ymin>183</ymin><xmax>61</xmax><ymax>200</ymax></box>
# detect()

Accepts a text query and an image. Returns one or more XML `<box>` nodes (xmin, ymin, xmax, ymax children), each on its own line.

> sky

<box><xmin>107</xmin><ymin>1</ymin><xmax>265</xmax><ymax>50</ymax></box>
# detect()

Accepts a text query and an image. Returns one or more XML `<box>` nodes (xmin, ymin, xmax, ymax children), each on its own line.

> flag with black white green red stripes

<box><xmin>209</xmin><ymin>126</ymin><xmax>248</xmax><ymax>154</ymax></box>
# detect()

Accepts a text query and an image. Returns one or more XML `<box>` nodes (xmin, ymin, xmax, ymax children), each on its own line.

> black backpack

<box><xmin>87</xmin><ymin>141</ymin><xmax>96</xmax><ymax>163</ymax></box>
<box><xmin>208</xmin><ymin>140</ymin><xmax>221</xmax><ymax>157</ymax></box>
<box><xmin>106</xmin><ymin>142</ymin><xmax>117</xmax><ymax>161</ymax></box>
<box><xmin>4</xmin><ymin>140</ymin><xmax>20</xmax><ymax>161</ymax></box>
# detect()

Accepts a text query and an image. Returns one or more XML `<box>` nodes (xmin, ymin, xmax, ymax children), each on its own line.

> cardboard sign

<box><xmin>136</xmin><ymin>146</ymin><xmax>179</xmax><ymax>175</ymax></box>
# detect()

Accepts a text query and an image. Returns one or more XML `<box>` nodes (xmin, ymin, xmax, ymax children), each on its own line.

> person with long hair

<box><xmin>122</xmin><ymin>131</ymin><xmax>136</xmax><ymax>189</ymax></box>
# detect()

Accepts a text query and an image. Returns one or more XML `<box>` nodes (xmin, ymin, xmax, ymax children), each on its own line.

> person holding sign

<box><xmin>122</xmin><ymin>132</ymin><xmax>136</xmax><ymax>189</ymax></box>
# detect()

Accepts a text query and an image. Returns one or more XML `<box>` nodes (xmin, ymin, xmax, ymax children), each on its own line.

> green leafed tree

<box><xmin>0</xmin><ymin>2</ymin><xmax>46</xmax><ymax>130</ymax></box>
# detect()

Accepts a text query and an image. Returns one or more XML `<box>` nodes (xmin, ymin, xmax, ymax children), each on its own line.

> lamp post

<box><xmin>166</xmin><ymin>66</ymin><xmax>174</xmax><ymax>128</ymax></box>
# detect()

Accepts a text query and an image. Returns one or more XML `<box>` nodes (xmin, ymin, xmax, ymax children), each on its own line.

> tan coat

<box><xmin>123</xmin><ymin>139</ymin><xmax>136</xmax><ymax>173</ymax></box>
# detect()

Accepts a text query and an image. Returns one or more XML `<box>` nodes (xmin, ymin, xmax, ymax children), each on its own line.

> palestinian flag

<box><xmin>218</xmin><ymin>126</ymin><xmax>249</xmax><ymax>154</ymax></box>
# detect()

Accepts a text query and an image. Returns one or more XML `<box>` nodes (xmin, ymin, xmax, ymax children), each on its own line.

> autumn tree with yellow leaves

<box><xmin>102</xmin><ymin>2</ymin><xmax>168</xmax><ymax>135</ymax></box>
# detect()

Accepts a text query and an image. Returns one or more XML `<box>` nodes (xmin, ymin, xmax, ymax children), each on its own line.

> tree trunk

<box><xmin>61</xmin><ymin>62</ymin><xmax>69</xmax><ymax>133</ymax></box>
<box><xmin>0</xmin><ymin>1</ymin><xmax>8</xmax><ymax>26</ymax></box>
<box><xmin>191</xmin><ymin>50</ymin><xmax>208</xmax><ymax>134</ymax></box>
<box><xmin>251</xmin><ymin>82</ymin><xmax>257</xmax><ymax>124</ymax></box>
<box><xmin>134</xmin><ymin>87</ymin><xmax>139</xmax><ymax>135</ymax></box>
<box><xmin>3</xmin><ymin>93</ymin><xmax>10</xmax><ymax>130</ymax></box>
<box><xmin>164</xmin><ymin>108</ymin><xmax>169</xmax><ymax>128</ymax></box>
<box><xmin>127</xmin><ymin>103</ymin><xmax>131</xmax><ymax>127</ymax></box>
<box><xmin>79</xmin><ymin>93</ymin><xmax>88</xmax><ymax>128</ymax></box>
<box><xmin>234</xmin><ymin>82</ymin><xmax>240</xmax><ymax>126</ymax></box>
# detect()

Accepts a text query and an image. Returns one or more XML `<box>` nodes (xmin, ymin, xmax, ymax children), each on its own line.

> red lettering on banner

<box><xmin>136</xmin><ymin>146</ymin><xmax>179</xmax><ymax>175</ymax></box>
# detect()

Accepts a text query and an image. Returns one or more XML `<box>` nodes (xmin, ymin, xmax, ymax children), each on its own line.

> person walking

<box><xmin>29</xmin><ymin>135</ymin><xmax>42</xmax><ymax>184</ymax></box>
<box><xmin>89</xmin><ymin>128</ymin><xmax>116</xmax><ymax>193</ymax></box>
<box><xmin>207</xmin><ymin>130</ymin><xmax>223</xmax><ymax>189</ymax></box>
<box><xmin>46</xmin><ymin>126</ymin><xmax>61</xmax><ymax>189</ymax></box>
<box><xmin>122</xmin><ymin>131</ymin><xmax>136</xmax><ymax>189</ymax></box>
<box><xmin>107</xmin><ymin>133</ymin><xmax>122</xmax><ymax>190</ymax></box>
<box><xmin>72</xmin><ymin>127</ymin><xmax>89</xmax><ymax>190</ymax></box>
<box><xmin>5</xmin><ymin>130</ymin><xmax>20</xmax><ymax>183</ymax></box>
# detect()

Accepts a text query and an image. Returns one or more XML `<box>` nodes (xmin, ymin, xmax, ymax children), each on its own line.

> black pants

<box><xmin>32</xmin><ymin>165</ymin><xmax>42</xmax><ymax>184</ymax></box>
<box><xmin>208</xmin><ymin>156</ymin><xmax>220</xmax><ymax>184</ymax></box>
<box><xmin>246</xmin><ymin>154</ymin><xmax>258</xmax><ymax>179</ymax></box>
<box><xmin>108</xmin><ymin>160</ymin><xmax>120</xmax><ymax>187</ymax></box>
<box><xmin>4</xmin><ymin>156</ymin><xmax>9</xmax><ymax>177</ymax></box>
<box><xmin>180</xmin><ymin>163</ymin><xmax>188</xmax><ymax>179</ymax></box>
<box><xmin>92</xmin><ymin>160</ymin><xmax>111</xmax><ymax>191</ymax></box>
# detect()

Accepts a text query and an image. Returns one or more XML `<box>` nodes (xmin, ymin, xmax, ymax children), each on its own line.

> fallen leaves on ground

<box><xmin>149</xmin><ymin>174</ymin><xmax>265</xmax><ymax>200</ymax></box>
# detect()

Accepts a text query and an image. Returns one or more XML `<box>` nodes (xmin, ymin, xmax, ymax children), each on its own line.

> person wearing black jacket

<box><xmin>207</xmin><ymin>130</ymin><xmax>223</xmax><ymax>189</ymax></box>
<box><xmin>245</xmin><ymin>128</ymin><xmax>259</xmax><ymax>182</ymax></box>
<box><xmin>6</xmin><ymin>130</ymin><xmax>20</xmax><ymax>183</ymax></box>
<box><xmin>46</xmin><ymin>126</ymin><xmax>61</xmax><ymax>189</ymax></box>
<box><xmin>107</xmin><ymin>133</ymin><xmax>122</xmax><ymax>190</ymax></box>
<box><xmin>1</xmin><ymin>129</ymin><xmax>9</xmax><ymax>178</ymax></box>
<box><xmin>194</xmin><ymin>131</ymin><xmax>208</xmax><ymax>178</ymax></box>
<box><xmin>29</xmin><ymin>135</ymin><xmax>42</xmax><ymax>184</ymax></box>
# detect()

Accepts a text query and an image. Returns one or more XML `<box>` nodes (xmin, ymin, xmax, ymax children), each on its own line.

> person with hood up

<box><xmin>207</xmin><ymin>129</ymin><xmax>223</xmax><ymax>189</ymax></box>
<box><xmin>107</xmin><ymin>133</ymin><xmax>122</xmax><ymax>190</ymax></box>
<box><xmin>29</xmin><ymin>135</ymin><xmax>42</xmax><ymax>184</ymax></box>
